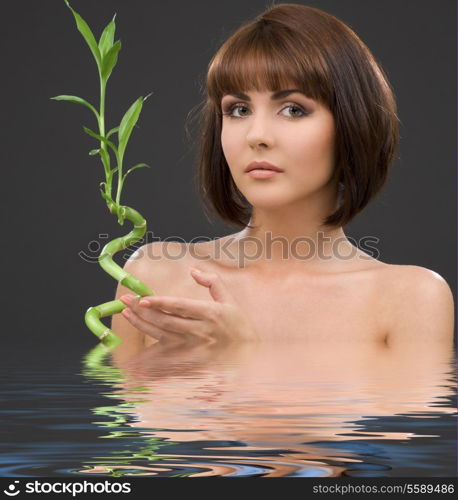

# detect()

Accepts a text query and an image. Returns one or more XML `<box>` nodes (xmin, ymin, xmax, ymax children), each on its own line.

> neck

<box><xmin>231</xmin><ymin>191</ymin><xmax>356</xmax><ymax>272</ymax></box>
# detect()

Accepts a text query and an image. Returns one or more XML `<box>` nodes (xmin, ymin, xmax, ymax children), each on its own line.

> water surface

<box><xmin>1</xmin><ymin>339</ymin><xmax>456</xmax><ymax>477</ymax></box>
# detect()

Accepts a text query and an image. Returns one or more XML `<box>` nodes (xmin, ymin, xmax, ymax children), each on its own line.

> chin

<box><xmin>243</xmin><ymin>191</ymin><xmax>294</xmax><ymax>209</ymax></box>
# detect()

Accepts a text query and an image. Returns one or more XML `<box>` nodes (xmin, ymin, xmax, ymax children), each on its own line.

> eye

<box><xmin>221</xmin><ymin>103</ymin><xmax>250</xmax><ymax>118</ymax></box>
<box><xmin>282</xmin><ymin>104</ymin><xmax>307</xmax><ymax>119</ymax></box>
<box><xmin>222</xmin><ymin>102</ymin><xmax>309</xmax><ymax>120</ymax></box>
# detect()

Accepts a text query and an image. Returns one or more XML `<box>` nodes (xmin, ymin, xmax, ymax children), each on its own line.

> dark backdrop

<box><xmin>1</xmin><ymin>0</ymin><xmax>456</xmax><ymax>354</ymax></box>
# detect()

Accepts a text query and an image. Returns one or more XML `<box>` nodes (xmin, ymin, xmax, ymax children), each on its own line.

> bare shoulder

<box><xmin>117</xmin><ymin>240</ymin><xmax>209</xmax><ymax>298</ymax></box>
<box><xmin>124</xmin><ymin>240</ymin><xmax>189</xmax><ymax>287</ymax></box>
<box><xmin>377</xmin><ymin>264</ymin><xmax>455</xmax><ymax>343</ymax></box>
<box><xmin>378</xmin><ymin>264</ymin><xmax>454</xmax><ymax>297</ymax></box>
<box><xmin>110</xmin><ymin>241</ymin><xmax>191</xmax><ymax>362</ymax></box>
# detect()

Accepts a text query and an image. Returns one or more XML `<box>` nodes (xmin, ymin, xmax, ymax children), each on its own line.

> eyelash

<box><xmin>222</xmin><ymin>102</ymin><xmax>309</xmax><ymax>120</ymax></box>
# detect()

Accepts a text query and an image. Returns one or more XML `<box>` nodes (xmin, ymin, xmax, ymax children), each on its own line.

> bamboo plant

<box><xmin>51</xmin><ymin>0</ymin><xmax>155</xmax><ymax>347</ymax></box>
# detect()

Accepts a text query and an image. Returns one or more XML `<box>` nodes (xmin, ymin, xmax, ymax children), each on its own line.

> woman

<box><xmin>111</xmin><ymin>3</ymin><xmax>454</xmax><ymax>360</ymax></box>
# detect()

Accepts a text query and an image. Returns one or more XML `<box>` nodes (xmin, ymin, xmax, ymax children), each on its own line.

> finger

<box><xmin>190</xmin><ymin>268</ymin><xmax>235</xmax><ymax>303</ymax></box>
<box><xmin>119</xmin><ymin>294</ymin><xmax>142</xmax><ymax>311</ymax></box>
<box><xmin>121</xmin><ymin>308</ymin><xmax>180</xmax><ymax>342</ymax></box>
<box><xmin>133</xmin><ymin>305</ymin><xmax>209</xmax><ymax>338</ymax></box>
<box><xmin>138</xmin><ymin>295</ymin><xmax>215</xmax><ymax>321</ymax></box>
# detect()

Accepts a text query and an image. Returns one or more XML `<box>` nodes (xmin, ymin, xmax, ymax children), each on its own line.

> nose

<box><xmin>246</xmin><ymin>112</ymin><xmax>274</xmax><ymax>149</ymax></box>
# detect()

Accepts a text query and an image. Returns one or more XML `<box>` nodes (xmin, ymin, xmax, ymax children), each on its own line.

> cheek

<box><xmin>289</xmin><ymin>123</ymin><xmax>335</xmax><ymax>176</ymax></box>
<box><xmin>221</xmin><ymin>127</ymin><xmax>238</xmax><ymax>163</ymax></box>
<box><xmin>221</xmin><ymin>128</ymin><xmax>246</xmax><ymax>183</ymax></box>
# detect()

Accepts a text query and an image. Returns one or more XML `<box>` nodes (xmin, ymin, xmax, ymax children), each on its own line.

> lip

<box><xmin>245</xmin><ymin>161</ymin><xmax>284</xmax><ymax>173</ymax></box>
<box><xmin>247</xmin><ymin>169</ymin><xmax>282</xmax><ymax>179</ymax></box>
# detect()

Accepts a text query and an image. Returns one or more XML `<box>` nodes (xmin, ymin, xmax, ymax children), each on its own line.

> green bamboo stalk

<box><xmin>51</xmin><ymin>0</ymin><xmax>155</xmax><ymax>346</ymax></box>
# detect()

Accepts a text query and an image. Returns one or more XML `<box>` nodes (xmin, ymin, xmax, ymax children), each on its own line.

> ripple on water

<box><xmin>0</xmin><ymin>347</ymin><xmax>456</xmax><ymax>477</ymax></box>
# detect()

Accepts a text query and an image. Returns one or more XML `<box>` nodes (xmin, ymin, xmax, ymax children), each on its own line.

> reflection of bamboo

<box><xmin>82</xmin><ymin>343</ymin><xmax>123</xmax><ymax>383</ymax></box>
<box><xmin>51</xmin><ymin>1</ymin><xmax>155</xmax><ymax>345</ymax></box>
<box><xmin>80</xmin><ymin>344</ymin><xmax>177</xmax><ymax>477</ymax></box>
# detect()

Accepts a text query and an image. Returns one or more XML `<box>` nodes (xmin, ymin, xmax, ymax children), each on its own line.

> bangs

<box><xmin>206</xmin><ymin>22</ymin><xmax>332</xmax><ymax>106</ymax></box>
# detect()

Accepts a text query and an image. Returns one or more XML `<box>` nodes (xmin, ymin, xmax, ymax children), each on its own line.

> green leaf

<box><xmin>99</xmin><ymin>182</ymin><xmax>112</xmax><ymax>203</ymax></box>
<box><xmin>106</xmin><ymin>126</ymin><xmax>119</xmax><ymax>139</ymax></box>
<box><xmin>98</xmin><ymin>13</ymin><xmax>116</xmax><ymax>57</ymax></box>
<box><xmin>89</xmin><ymin>149</ymin><xmax>100</xmax><ymax>156</ymax></box>
<box><xmin>100</xmin><ymin>148</ymin><xmax>111</xmax><ymax>173</ymax></box>
<box><xmin>101</xmin><ymin>40</ymin><xmax>121</xmax><ymax>81</ymax></box>
<box><xmin>83</xmin><ymin>126</ymin><xmax>118</xmax><ymax>155</ymax></box>
<box><xmin>122</xmin><ymin>163</ymin><xmax>150</xmax><ymax>184</ymax></box>
<box><xmin>118</xmin><ymin>93</ymin><xmax>153</xmax><ymax>163</ymax></box>
<box><xmin>118</xmin><ymin>98</ymin><xmax>142</xmax><ymax>163</ymax></box>
<box><xmin>64</xmin><ymin>0</ymin><xmax>102</xmax><ymax>72</ymax></box>
<box><xmin>50</xmin><ymin>94</ymin><xmax>99</xmax><ymax>120</ymax></box>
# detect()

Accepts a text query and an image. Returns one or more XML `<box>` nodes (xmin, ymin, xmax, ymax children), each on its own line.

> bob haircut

<box><xmin>194</xmin><ymin>3</ymin><xmax>400</xmax><ymax>229</ymax></box>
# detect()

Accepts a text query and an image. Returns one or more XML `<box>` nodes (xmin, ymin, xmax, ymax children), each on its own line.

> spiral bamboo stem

<box><xmin>85</xmin><ymin>204</ymin><xmax>155</xmax><ymax>346</ymax></box>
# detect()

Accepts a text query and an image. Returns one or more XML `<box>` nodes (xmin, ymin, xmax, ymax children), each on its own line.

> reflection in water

<box><xmin>79</xmin><ymin>338</ymin><xmax>456</xmax><ymax>477</ymax></box>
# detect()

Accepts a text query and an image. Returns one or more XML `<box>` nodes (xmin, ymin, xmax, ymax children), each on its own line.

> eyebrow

<box><xmin>223</xmin><ymin>89</ymin><xmax>304</xmax><ymax>101</ymax></box>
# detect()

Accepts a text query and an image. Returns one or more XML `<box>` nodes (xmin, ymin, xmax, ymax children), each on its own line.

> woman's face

<box><xmin>220</xmin><ymin>88</ymin><xmax>336</xmax><ymax>210</ymax></box>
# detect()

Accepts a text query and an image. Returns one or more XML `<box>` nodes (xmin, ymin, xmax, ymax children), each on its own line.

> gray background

<box><xmin>1</xmin><ymin>0</ymin><xmax>456</xmax><ymax>351</ymax></box>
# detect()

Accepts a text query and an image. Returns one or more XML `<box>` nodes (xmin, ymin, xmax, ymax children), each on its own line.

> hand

<box><xmin>119</xmin><ymin>267</ymin><xmax>259</xmax><ymax>344</ymax></box>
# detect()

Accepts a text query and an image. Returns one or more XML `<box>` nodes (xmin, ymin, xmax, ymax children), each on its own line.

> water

<box><xmin>1</xmin><ymin>339</ymin><xmax>456</xmax><ymax>477</ymax></box>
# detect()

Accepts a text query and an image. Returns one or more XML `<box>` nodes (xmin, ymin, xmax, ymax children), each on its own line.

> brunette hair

<box><xmin>191</xmin><ymin>2</ymin><xmax>400</xmax><ymax>228</ymax></box>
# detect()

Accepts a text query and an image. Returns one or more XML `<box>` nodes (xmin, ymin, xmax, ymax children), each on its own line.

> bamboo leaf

<box><xmin>50</xmin><ymin>94</ymin><xmax>99</xmax><ymax>120</ymax></box>
<box><xmin>100</xmin><ymin>148</ymin><xmax>111</xmax><ymax>172</ymax></box>
<box><xmin>118</xmin><ymin>97</ymin><xmax>142</xmax><ymax>163</ymax></box>
<box><xmin>118</xmin><ymin>93</ymin><xmax>153</xmax><ymax>163</ymax></box>
<box><xmin>83</xmin><ymin>126</ymin><xmax>118</xmax><ymax>155</ymax></box>
<box><xmin>64</xmin><ymin>0</ymin><xmax>101</xmax><ymax>72</ymax></box>
<box><xmin>89</xmin><ymin>149</ymin><xmax>100</xmax><ymax>156</ymax></box>
<box><xmin>101</xmin><ymin>40</ymin><xmax>121</xmax><ymax>81</ymax></box>
<box><xmin>122</xmin><ymin>163</ymin><xmax>150</xmax><ymax>184</ymax></box>
<box><xmin>106</xmin><ymin>126</ymin><xmax>119</xmax><ymax>139</ymax></box>
<box><xmin>99</xmin><ymin>182</ymin><xmax>112</xmax><ymax>203</ymax></box>
<box><xmin>98</xmin><ymin>13</ymin><xmax>116</xmax><ymax>57</ymax></box>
